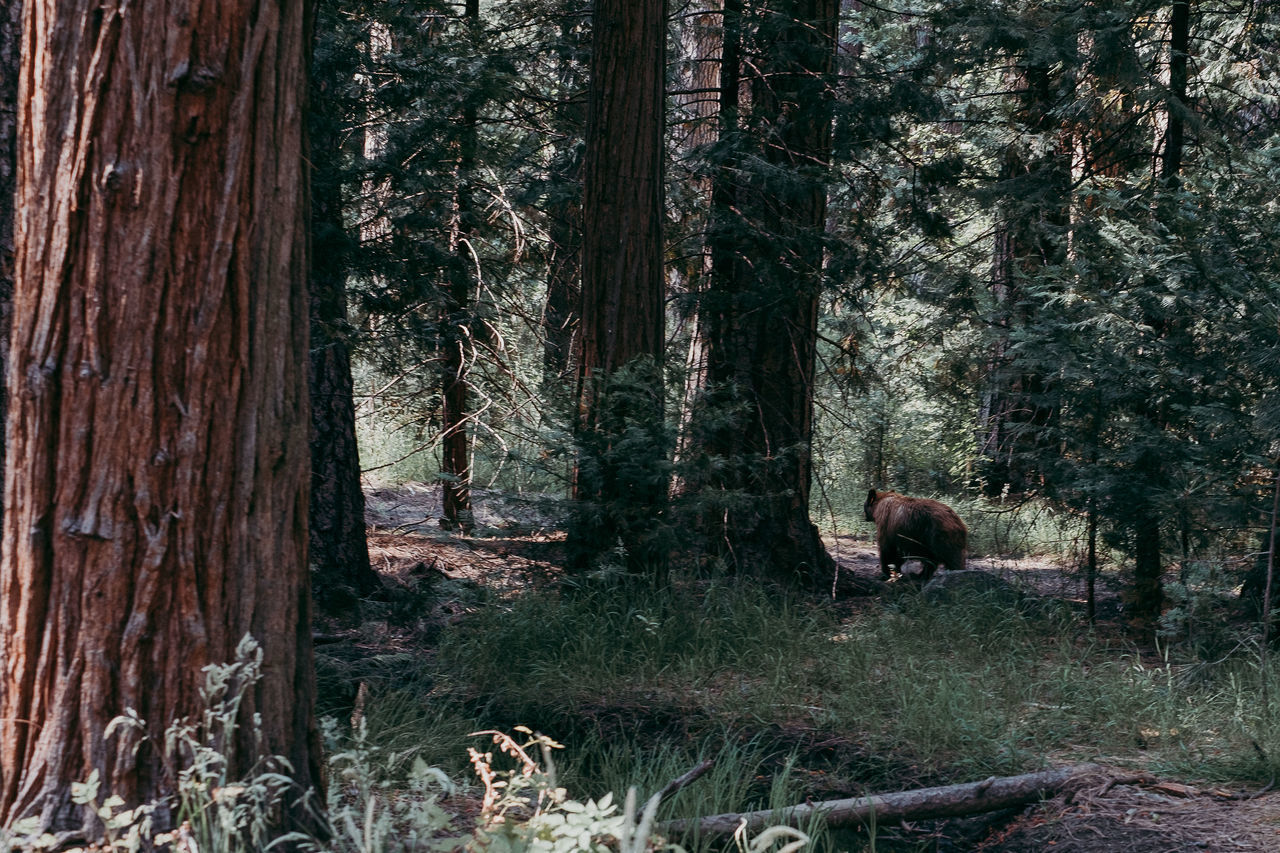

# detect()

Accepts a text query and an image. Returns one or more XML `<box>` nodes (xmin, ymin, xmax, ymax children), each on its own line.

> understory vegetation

<box><xmin>311</xmin><ymin>568</ymin><xmax>1280</xmax><ymax>851</ymax></box>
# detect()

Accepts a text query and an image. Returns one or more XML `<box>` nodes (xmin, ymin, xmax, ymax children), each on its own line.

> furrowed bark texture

<box><xmin>693</xmin><ymin>0</ymin><xmax>837</xmax><ymax>583</ymax></box>
<box><xmin>0</xmin><ymin>0</ymin><xmax>321</xmax><ymax>837</ymax></box>
<box><xmin>309</xmin><ymin>9</ymin><xmax>378</xmax><ymax>607</ymax></box>
<box><xmin>570</xmin><ymin>0</ymin><xmax>668</xmax><ymax>573</ymax></box>
<box><xmin>577</xmin><ymin>0</ymin><xmax>666</xmax><ymax>383</ymax></box>
<box><xmin>0</xmin><ymin>0</ymin><xmax>18</xmax><ymax>533</ymax></box>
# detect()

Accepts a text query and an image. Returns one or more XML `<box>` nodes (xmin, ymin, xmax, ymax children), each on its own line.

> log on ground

<box><xmin>660</xmin><ymin>763</ymin><xmax>1105</xmax><ymax>838</ymax></box>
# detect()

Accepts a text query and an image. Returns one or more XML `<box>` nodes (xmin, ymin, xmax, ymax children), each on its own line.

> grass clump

<box><xmin>312</xmin><ymin>574</ymin><xmax>1280</xmax><ymax>851</ymax></box>
<box><xmin>393</xmin><ymin>579</ymin><xmax>1280</xmax><ymax>789</ymax></box>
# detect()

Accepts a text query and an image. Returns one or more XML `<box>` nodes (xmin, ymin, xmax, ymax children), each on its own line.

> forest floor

<box><xmin>343</xmin><ymin>484</ymin><xmax>1280</xmax><ymax>852</ymax></box>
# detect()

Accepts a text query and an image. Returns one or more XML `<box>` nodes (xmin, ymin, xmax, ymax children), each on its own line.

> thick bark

<box><xmin>690</xmin><ymin>0</ymin><xmax>837</xmax><ymax>583</ymax></box>
<box><xmin>661</xmin><ymin>764</ymin><xmax>1105</xmax><ymax>838</ymax></box>
<box><xmin>576</xmin><ymin>0</ymin><xmax>666</xmax><ymax>384</ymax></box>
<box><xmin>570</xmin><ymin>0</ymin><xmax>668</xmax><ymax>574</ymax></box>
<box><xmin>440</xmin><ymin>0</ymin><xmax>480</xmax><ymax>533</ymax></box>
<box><xmin>0</xmin><ymin>0</ymin><xmax>321</xmax><ymax>838</ymax></box>
<box><xmin>669</xmin><ymin>0</ymin><xmax>724</xmax><ymax>493</ymax></box>
<box><xmin>309</xmin><ymin>8</ymin><xmax>378</xmax><ymax>608</ymax></box>
<box><xmin>0</xmin><ymin>0</ymin><xmax>17</xmax><ymax>534</ymax></box>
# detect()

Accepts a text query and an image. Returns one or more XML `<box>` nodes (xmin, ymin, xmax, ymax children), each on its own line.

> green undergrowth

<box><xmin>323</xmin><ymin>578</ymin><xmax>1280</xmax><ymax>839</ymax></box>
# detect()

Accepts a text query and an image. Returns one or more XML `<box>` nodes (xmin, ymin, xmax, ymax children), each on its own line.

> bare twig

<box><xmin>656</xmin><ymin>759</ymin><xmax>715</xmax><ymax>805</ymax></box>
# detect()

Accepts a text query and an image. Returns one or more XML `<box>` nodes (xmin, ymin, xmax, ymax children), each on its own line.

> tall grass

<box><xmin>358</xmin><ymin>581</ymin><xmax>1280</xmax><ymax>778</ymax></box>
<box><xmin>319</xmin><ymin>578</ymin><xmax>1280</xmax><ymax>850</ymax></box>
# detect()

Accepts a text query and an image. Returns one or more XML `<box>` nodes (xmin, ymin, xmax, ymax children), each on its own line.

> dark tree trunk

<box><xmin>1131</xmin><ymin>501</ymin><xmax>1165</xmax><ymax>638</ymax></box>
<box><xmin>0</xmin><ymin>0</ymin><xmax>17</xmax><ymax>534</ymax></box>
<box><xmin>1124</xmin><ymin>1</ymin><xmax>1193</xmax><ymax>633</ymax></box>
<box><xmin>309</xmin><ymin>2</ymin><xmax>379</xmax><ymax>609</ymax></box>
<box><xmin>1161</xmin><ymin>0</ymin><xmax>1189</xmax><ymax>185</ymax></box>
<box><xmin>569</xmin><ymin>0</ymin><xmax>668</xmax><ymax>576</ymax></box>
<box><xmin>542</xmin><ymin>15</ymin><xmax>586</xmax><ymax>387</ymax></box>
<box><xmin>0</xmin><ymin>0</ymin><xmax>322</xmax><ymax>838</ymax></box>
<box><xmin>543</xmin><ymin>171</ymin><xmax>581</xmax><ymax>385</ymax></box>
<box><xmin>689</xmin><ymin>0</ymin><xmax>837</xmax><ymax>584</ymax></box>
<box><xmin>977</xmin><ymin>63</ymin><xmax>1071</xmax><ymax>497</ymax></box>
<box><xmin>440</xmin><ymin>0</ymin><xmax>480</xmax><ymax>533</ymax></box>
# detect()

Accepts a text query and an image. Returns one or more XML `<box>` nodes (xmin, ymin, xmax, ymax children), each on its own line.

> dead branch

<box><xmin>657</xmin><ymin>759</ymin><xmax>716</xmax><ymax>805</ymax></box>
<box><xmin>659</xmin><ymin>763</ymin><xmax>1105</xmax><ymax>838</ymax></box>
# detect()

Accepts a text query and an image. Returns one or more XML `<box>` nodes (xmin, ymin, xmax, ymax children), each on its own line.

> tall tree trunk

<box><xmin>669</xmin><ymin>0</ymin><xmax>725</xmax><ymax>494</ymax></box>
<box><xmin>542</xmin><ymin>14</ymin><xmax>586</xmax><ymax>388</ymax></box>
<box><xmin>0</xmin><ymin>0</ymin><xmax>17</xmax><ymax>535</ymax></box>
<box><xmin>1161</xmin><ymin>0</ymin><xmax>1190</xmax><ymax>186</ymax></box>
<box><xmin>690</xmin><ymin>0</ymin><xmax>837</xmax><ymax>584</ymax></box>
<box><xmin>310</xmin><ymin>0</ymin><xmax>379</xmax><ymax>608</ymax></box>
<box><xmin>977</xmin><ymin>62</ymin><xmax>1071</xmax><ymax>497</ymax></box>
<box><xmin>440</xmin><ymin>0</ymin><xmax>480</xmax><ymax>533</ymax></box>
<box><xmin>1125</xmin><ymin>0</ymin><xmax>1195</xmax><ymax>635</ymax></box>
<box><xmin>570</xmin><ymin>0</ymin><xmax>668</xmax><ymax>576</ymax></box>
<box><xmin>0</xmin><ymin>0</ymin><xmax>321</xmax><ymax>838</ymax></box>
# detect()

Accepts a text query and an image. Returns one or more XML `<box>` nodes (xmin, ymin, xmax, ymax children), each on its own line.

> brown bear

<box><xmin>864</xmin><ymin>489</ymin><xmax>967</xmax><ymax>583</ymax></box>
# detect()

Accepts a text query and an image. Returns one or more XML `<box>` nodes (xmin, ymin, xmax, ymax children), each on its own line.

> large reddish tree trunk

<box><xmin>569</xmin><ymin>0</ymin><xmax>668</xmax><ymax>574</ymax></box>
<box><xmin>0</xmin><ymin>0</ymin><xmax>321</xmax><ymax>838</ymax></box>
<box><xmin>0</xmin><ymin>0</ymin><xmax>17</xmax><ymax>533</ymax></box>
<box><xmin>690</xmin><ymin>0</ymin><xmax>837</xmax><ymax>584</ymax></box>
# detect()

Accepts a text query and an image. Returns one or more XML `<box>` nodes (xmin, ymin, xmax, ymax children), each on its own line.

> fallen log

<box><xmin>659</xmin><ymin>763</ymin><xmax>1104</xmax><ymax>838</ymax></box>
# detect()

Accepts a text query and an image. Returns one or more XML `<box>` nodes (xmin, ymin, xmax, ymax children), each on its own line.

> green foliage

<box><xmin>569</xmin><ymin>357</ymin><xmax>674</xmax><ymax>578</ymax></box>
<box><xmin>368</xmin><ymin>579</ymin><xmax>1280</xmax><ymax>792</ymax></box>
<box><xmin>320</xmin><ymin>0</ymin><xmax>1280</xmax><ymax>589</ymax></box>
<box><xmin>2</xmin><ymin>637</ymin><xmax>316</xmax><ymax>853</ymax></box>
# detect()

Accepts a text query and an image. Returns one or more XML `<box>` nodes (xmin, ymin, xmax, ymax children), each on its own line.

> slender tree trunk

<box><xmin>977</xmin><ymin>63</ymin><xmax>1071</xmax><ymax>496</ymax></box>
<box><xmin>1161</xmin><ymin>0</ymin><xmax>1189</xmax><ymax>186</ymax></box>
<box><xmin>1086</xmin><ymin>501</ymin><xmax>1098</xmax><ymax>625</ymax></box>
<box><xmin>570</xmin><ymin>0</ymin><xmax>668</xmax><ymax>575</ymax></box>
<box><xmin>691</xmin><ymin>0</ymin><xmax>837</xmax><ymax>584</ymax></box>
<box><xmin>0</xmin><ymin>0</ymin><xmax>321</xmax><ymax>837</ymax></box>
<box><xmin>1126</xmin><ymin>0</ymin><xmax>1194</xmax><ymax>634</ymax></box>
<box><xmin>440</xmin><ymin>0</ymin><xmax>480</xmax><ymax>533</ymax></box>
<box><xmin>309</xmin><ymin>0</ymin><xmax>379</xmax><ymax>608</ymax></box>
<box><xmin>1261</xmin><ymin>469</ymin><xmax>1279</xmax><ymax>716</ymax></box>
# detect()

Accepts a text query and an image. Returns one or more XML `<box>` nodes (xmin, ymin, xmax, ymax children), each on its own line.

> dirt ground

<box><xmin>355</xmin><ymin>484</ymin><xmax>1280</xmax><ymax>853</ymax></box>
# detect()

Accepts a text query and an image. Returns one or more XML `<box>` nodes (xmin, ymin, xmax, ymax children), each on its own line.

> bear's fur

<box><xmin>864</xmin><ymin>489</ymin><xmax>967</xmax><ymax>583</ymax></box>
